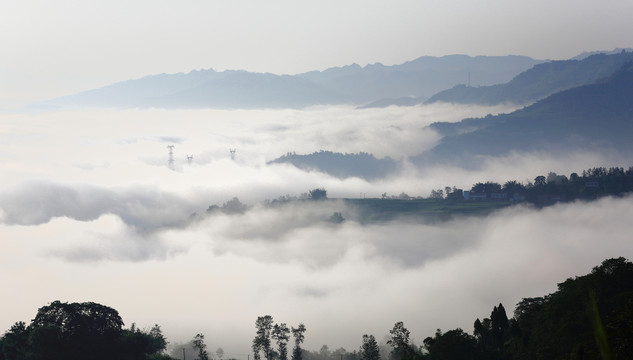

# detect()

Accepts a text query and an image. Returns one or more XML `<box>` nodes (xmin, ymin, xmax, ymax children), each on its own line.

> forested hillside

<box><xmin>418</xmin><ymin>61</ymin><xmax>633</xmax><ymax>165</ymax></box>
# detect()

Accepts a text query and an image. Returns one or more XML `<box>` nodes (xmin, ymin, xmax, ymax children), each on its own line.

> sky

<box><xmin>2</xmin><ymin>0</ymin><xmax>633</xmax><ymax>109</ymax></box>
<box><xmin>2</xmin><ymin>0</ymin><xmax>633</xmax><ymax>357</ymax></box>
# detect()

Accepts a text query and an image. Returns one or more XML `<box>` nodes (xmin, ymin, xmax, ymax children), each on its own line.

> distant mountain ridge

<box><xmin>415</xmin><ymin>61</ymin><xmax>633</xmax><ymax>165</ymax></box>
<box><xmin>425</xmin><ymin>50</ymin><xmax>633</xmax><ymax>106</ymax></box>
<box><xmin>37</xmin><ymin>54</ymin><xmax>544</xmax><ymax>110</ymax></box>
<box><xmin>267</xmin><ymin>61</ymin><xmax>633</xmax><ymax>178</ymax></box>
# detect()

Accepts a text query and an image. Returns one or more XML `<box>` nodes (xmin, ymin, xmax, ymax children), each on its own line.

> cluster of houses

<box><xmin>454</xmin><ymin>181</ymin><xmax>601</xmax><ymax>204</ymax></box>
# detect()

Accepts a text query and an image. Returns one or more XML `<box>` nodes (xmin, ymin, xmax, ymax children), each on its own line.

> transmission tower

<box><xmin>167</xmin><ymin>145</ymin><xmax>175</xmax><ymax>170</ymax></box>
<box><xmin>230</xmin><ymin>149</ymin><xmax>236</xmax><ymax>161</ymax></box>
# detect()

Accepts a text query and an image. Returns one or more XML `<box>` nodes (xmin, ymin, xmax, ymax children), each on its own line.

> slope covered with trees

<box><xmin>417</xmin><ymin>61</ymin><xmax>633</xmax><ymax>165</ymax></box>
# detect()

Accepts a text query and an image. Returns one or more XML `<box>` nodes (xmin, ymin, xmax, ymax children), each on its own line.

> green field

<box><xmin>342</xmin><ymin>198</ymin><xmax>513</xmax><ymax>223</ymax></box>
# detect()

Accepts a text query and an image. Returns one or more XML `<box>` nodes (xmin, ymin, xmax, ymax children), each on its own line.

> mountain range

<box><xmin>38</xmin><ymin>55</ymin><xmax>544</xmax><ymax>109</ymax></box>
<box><xmin>425</xmin><ymin>50</ymin><xmax>633</xmax><ymax>106</ymax></box>
<box><xmin>413</xmin><ymin>60</ymin><xmax>633</xmax><ymax>166</ymax></box>
<box><xmin>273</xmin><ymin>59</ymin><xmax>633</xmax><ymax>177</ymax></box>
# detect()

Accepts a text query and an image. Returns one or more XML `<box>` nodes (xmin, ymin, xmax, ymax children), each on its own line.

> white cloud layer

<box><xmin>1</xmin><ymin>105</ymin><xmax>632</xmax><ymax>354</ymax></box>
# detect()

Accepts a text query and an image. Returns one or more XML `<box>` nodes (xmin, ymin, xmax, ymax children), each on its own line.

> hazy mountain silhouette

<box><xmin>143</xmin><ymin>72</ymin><xmax>338</xmax><ymax>109</ymax></box>
<box><xmin>571</xmin><ymin>47</ymin><xmax>633</xmax><ymax>60</ymax></box>
<box><xmin>300</xmin><ymin>55</ymin><xmax>544</xmax><ymax>106</ymax></box>
<box><xmin>269</xmin><ymin>151</ymin><xmax>399</xmax><ymax>180</ymax></box>
<box><xmin>45</xmin><ymin>69</ymin><xmax>231</xmax><ymax>108</ymax></box>
<box><xmin>425</xmin><ymin>50</ymin><xmax>633</xmax><ymax>106</ymax></box>
<box><xmin>414</xmin><ymin>62</ymin><xmax>633</xmax><ymax>166</ymax></box>
<box><xmin>37</xmin><ymin>55</ymin><xmax>543</xmax><ymax>109</ymax></box>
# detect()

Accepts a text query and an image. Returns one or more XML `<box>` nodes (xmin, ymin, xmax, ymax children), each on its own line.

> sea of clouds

<box><xmin>1</xmin><ymin>104</ymin><xmax>632</xmax><ymax>354</ymax></box>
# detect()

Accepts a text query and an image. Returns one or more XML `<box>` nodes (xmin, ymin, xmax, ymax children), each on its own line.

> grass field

<box><xmin>342</xmin><ymin>198</ymin><xmax>513</xmax><ymax>223</ymax></box>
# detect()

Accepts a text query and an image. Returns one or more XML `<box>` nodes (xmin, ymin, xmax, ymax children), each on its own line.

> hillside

<box><xmin>414</xmin><ymin>61</ymin><xmax>633</xmax><ymax>165</ymax></box>
<box><xmin>269</xmin><ymin>151</ymin><xmax>399</xmax><ymax>180</ymax></box>
<box><xmin>37</xmin><ymin>55</ymin><xmax>543</xmax><ymax>110</ymax></box>
<box><xmin>425</xmin><ymin>50</ymin><xmax>633</xmax><ymax>106</ymax></box>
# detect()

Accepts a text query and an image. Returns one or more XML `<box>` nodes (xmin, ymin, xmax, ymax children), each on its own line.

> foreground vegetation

<box><xmin>2</xmin><ymin>257</ymin><xmax>632</xmax><ymax>360</ymax></box>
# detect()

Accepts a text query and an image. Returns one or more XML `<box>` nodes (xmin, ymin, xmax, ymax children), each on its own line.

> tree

<box><xmin>359</xmin><ymin>335</ymin><xmax>380</xmax><ymax>360</ymax></box>
<box><xmin>193</xmin><ymin>334</ymin><xmax>209</xmax><ymax>360</ymax></box>
<box><xmin>291</xmin><ymin>323</ymin><xmax>306</xmax><ymax>360</ymax></box>
<box><xmin>423</xmin><ymin>329</ymin><xmax>477</xmax><ymax>360</ymax></box>
<box><xmin>147</xmin><ymin>324</ymin><xmax>168</xmax><ymax>355</ymax></box>
<box><xmin>428</xmin><ymin>189</ymin><xmax>444</xmax><ymax>199</ymax></box>
<box><xmin>387</xmin><ymin>322</ymin><xmax>413</xmax><ymax>360</ymax></box>
<box><xmin>29</xmin><ymin>301</ymin><xmax>124</xmax><ymax>360</ymax></box>
<box><xmin>502</xmin><ymin>180</ymin><xmax>525</xmax><ymax>194</ymax></box>
<box><xmin>329</xmin><ymin>212</ymin><xmax>344</xmax><ymax>223</ymax></box>
<box><xmin>272</xmin><ymin>323</ymin><xmax>291</xmax><ymax>360</ymax></box>
<box><xmin>0</xmin><ymin>321</ymin><xmax>29</xmax><ymax>360</ymax></box>
<box><xmin>221</xmin><ymin>197</ymin><xmax>248</xmax><ymax>214</ymax></box>
<box><xmin>308</xmin><ymin>188</ymin><xmax>327</xmax><ymax>200</ymax></box>
<box><xmin>0</xmin><ymin>301</ymin><xmax>174</xmax><ymax>360</ymax></box>
<box><xmin>319</xmin><ymin>345</ymin><xmax>331</xmax><ymax>359</ymax></box>
<box><xmin>253</xmin><ymin>316</ymin><xmax>274</xmax><ymax>360</ymax></box>
<box><xmin>534</xmin><ymin>175</ymin><xmax>546</xmax><ymax>187</ymax></box>
<box><xmin>490</xmin><ymin>303</ymin><xmax>509</xmax><ymax>353</ymax></box>
<box><xmin>471</xmin><ymin>181</ymin><xmax>501</xmax><ymax>195</ymax></box>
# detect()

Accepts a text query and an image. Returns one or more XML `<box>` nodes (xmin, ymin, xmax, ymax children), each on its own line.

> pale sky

<box><xmin>1</xmin><ymin>0</ymin><xmax>633</xmax><ymax>108</ymax></box>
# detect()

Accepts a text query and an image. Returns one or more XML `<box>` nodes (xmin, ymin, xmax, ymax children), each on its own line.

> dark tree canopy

<box><xmin>359</xmin><ymin>334</ymin><xmax>380</xmax><ymax>360</ymax></box>
<box><xmin>291</xmin><ymin>323</ymin><xmax>307</xmax><ymax>360</ymax></box>
<box><xmin>308</xmin><ymin>188</ymin><xmax>328</xmax><ymax>200</ymax></box>
<box><xmin>0</xmin><ymin>301</ymin><xmax>171</xmax><ymax>360</ymax></box>
<box><xmin>387</xmin><ymin>322</ymin><xmax>416</xmax><ymax>360</ymax></box>
<box><xmin>30</xmin><ymin>300</ymin><xmax>124</xmax><ymax>336</ymax></box>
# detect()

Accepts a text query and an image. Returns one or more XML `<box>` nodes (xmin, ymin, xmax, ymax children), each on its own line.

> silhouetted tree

<box><xmin>29</xmin><ymin>301</ymin><xmax>124</xmax><ymax>360</ymax></box>
<box><xmin>253</xmin><ymin>316</ymin><xmax>274</xmax><ymax>360</ymax></box>
<box><xmin>329</xmin><ymin>212</ymin><xmax>344</xmax><ymax>223</ymax></box>
<box><xmin>533</xmin><ymin>175</ymin><xmax>546</xmax><ymax>187</ymax></box>
<box><xmin>502</xmin><ymin>180</ymin><xmax>525</xmax><ymax>194</ymax></box>
<box><xmin>387</xmin><ymin>322</ymin><xmax>414</xmax><ymax>360</ymax></box>
<box><xmin>193</xmin><ymin>334</ymin><xmax>209</xmax><ymax>360</ymax></box>
<box><xmin>291</xmin><ymin>323</ymin><xmax>306</xmax><ymax>360</ymax></box>
<box><xmin>423</xmin><ymin>329</ymin><xmax>477</xmax><ymax>360</ymax></box>
<box><xmin>272</xmin><ymin>323</ymin><xmax>291</xmax><ymax>360</ymax></box>
<box><xmin>0</xmin><ymin>322</ymin><xmax>29</xmax><ymax>360</ymax></box>
<box><xmin>359</xmin><ymin>335</ymin><xmax>380</xmax><ymax>360</ymax></box>
<box><xmin>308</xmin><ymin>188</ymin><xmax>327</xmax><ymax>200</ymax></box>
<box><xmin>428</xmin><ymin>189</ymin><xmax>444</xmax><ymax>199</ymax></box>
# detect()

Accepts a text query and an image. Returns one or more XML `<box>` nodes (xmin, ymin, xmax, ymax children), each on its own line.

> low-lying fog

<box><xmin>1</xmin><ymin>104</ymin><xmax>632</xmax><ymax>354</ymax></box>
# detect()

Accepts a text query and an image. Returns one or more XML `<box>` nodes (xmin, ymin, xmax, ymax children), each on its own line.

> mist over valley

<box><xmin>3</xmin><ymin>86</ymin><xmax>633</xmax><ymax>356</ymax></box>
<box><xmin>2</xmin><ymin>15</ymin><xmax>633</xmax><ymax>355</ymax></box>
